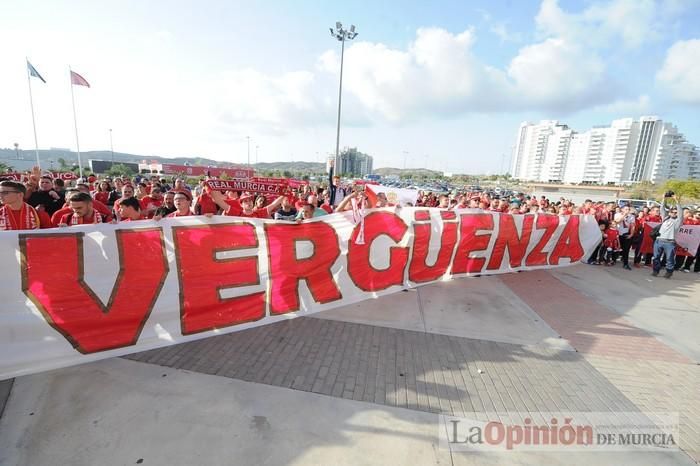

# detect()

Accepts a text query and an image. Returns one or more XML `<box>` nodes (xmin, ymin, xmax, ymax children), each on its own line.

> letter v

<box><xmin>20</xmin><ymin>229</ymin><xmax>168</xmax><ymax>354</ymax></box>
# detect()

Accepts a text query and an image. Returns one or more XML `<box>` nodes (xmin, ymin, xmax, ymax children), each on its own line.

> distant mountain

<box><xmin>0</xmin><ymin>148</ymin><xmax>326</xmax><ymax>173</ymax></box>
<box><xmin>373</xmin><ymin>167</ymin><xmax>442</xmax><ymax>177</ymax></box>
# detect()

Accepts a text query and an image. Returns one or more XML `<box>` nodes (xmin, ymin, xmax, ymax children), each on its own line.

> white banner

<box><xmin>645</xmin><ymin>222</ymin><xmax>700</xmax><ymax>254</ymax></box>
<box><xmin>366</xmin><ymin>184</ymin><xmax>420</xmax><ymax>206</ymax></box>
<box><xmin>0</xmin><ymin>209</ymin><xmax>601</xmax><ymax>380</ymax></box>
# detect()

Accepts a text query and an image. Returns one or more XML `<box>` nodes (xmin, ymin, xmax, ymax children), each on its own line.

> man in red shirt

<box><xmin>0</xmin><ymin>181</ymin><xmax>41</xmax><ymax>230</ymax></box>
<box><xmin>167</xmin><ymin>191</ymin><xmax>194</xmax><ymax>217</ymax></box>
<box><xmin>211</xmin><ymin>191</ymin><xmax>284</xmax><ymax>218</ymax></box>
<box><xmin>58</xmin><ymin>192</ymin><xmax>109</xmax><ymax>226</ymax></box>
<box><xmin>113</xmin><ymin>184</ymin><xmax>136</xmax><ymax>215</ymax></box>
<box><xmin>140</xmin><ymin>186</ymin><xmax>164</xmax><ymax>218</ymax></box>
<box><xmin>194</xmin><ymin>187</ymin><xmax>218</xmax><ymax>215</ymax></box>
<box><xmin>51</xmin><ymin>188</ymin><xmax>113</xmax><ymax>226</ymax></box>
<box><xmin>118</xmin><ymin>197</ymin><xmax>145</xmax><ymax>222</ymax></box>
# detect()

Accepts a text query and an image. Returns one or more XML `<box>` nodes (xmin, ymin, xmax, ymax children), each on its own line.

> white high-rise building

<box><xmin>511</xmin><ymin>121</ymin><xmax>572</xmax><ymax>182</ymax></box>
<box><xmin>511</xmin><ymin>117</ymin><xmax>698</xmax><ymax>184</ymax></box>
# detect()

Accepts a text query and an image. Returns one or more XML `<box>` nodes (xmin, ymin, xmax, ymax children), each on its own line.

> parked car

<box><xmin>617</xmin><ymin>198</ymin><xmax>661</xmax><ymax>210</ymax></box>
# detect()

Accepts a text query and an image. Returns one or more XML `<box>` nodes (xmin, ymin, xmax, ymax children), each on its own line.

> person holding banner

<box><xmin>211</xmin><ymin>190</ymin><xmax>284</xmax><ymax>219</ymax></box>
<box><xmin>328</xmin><ymin>160</ymin><xmax>348</xmax><ymax>208</ymax></box>
<box><xmin>273</xmin><ymin>196</ymin><xmax>298</xmax><ymax>221</ymax></box>
<box><xmin>167</xmin><ymin>191</ymin><xmax>194</xmax><ymax>218</ymax></box>
<box><xmin>651</xmin><ymin>194</ymin><xmax>683</xmax><ymax>278</ymax></box>
<box><xmin>0</xmin><ymin>181</ymin><xmax>41</xmax><ymax>230</ymax></box>
<box><xmin>635</xmin><ymin>206</ymin><xmax>662</xmax><ymax>267</ymax></box>
<box><xmin>58</xmin><ymin>192</ymin><xmax>109</xmax><ymax>226</ymax></box>
<box><xmin>140</xmin><ymin>186</ymin><xmax>164</xmax><ymax>219</ymax></box>
<box><xmin>27</xmin><ymin>176</ymin><xmax>62</xmax><ymax>216</ymax></box>
<box><xmin>117</xmin><ymin>197</ymin><xmax>145</xmax><ymax>222</ymax></box>
<box><xmin>674</xmin><ymin>209</ymin><xmax>700</xmax><ymax>273</ymax></box>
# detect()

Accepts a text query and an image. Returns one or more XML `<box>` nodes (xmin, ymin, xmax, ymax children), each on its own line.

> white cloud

<box><xmin>477</xmin><ymin>8</ymin><xmax>522</xmax><ymax>43</ymax></box>
<box><xmin>490</xmin><ymin>23</ymin><xmax>522</xmax><ymax>43</ymax></box>
<box><xmin>594</xmin><ymin>94</ymin><xmax>651</xmax><ymax>114</ymax></box>
<box><xmin>508</xmin><ymin>38</ymin><xmax>610</xmax><ymax>111</ymax></box>
<box><xmin>535</xmin><ymin>0</ymin><xmax>680</xmax><ymax>48</ymax></box>
<box><xmin>656</xmin><ymin>39</ymin><xmax>700</xmax><ymax>104</ymax></box>
<box><xmin>317</xmin><ymin>28</ymin><xmax>613</xmax><ymax>121</ymax></box>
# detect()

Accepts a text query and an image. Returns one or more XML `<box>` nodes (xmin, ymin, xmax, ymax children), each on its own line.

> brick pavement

<box><xmin>126</xmin><ymin>317</ymin><xmax>640</xmax><ymax>424</ymax></box>
<box><xmin>585</xmin><ymin>356</ymin><xmax>700</xmax><ymax>463</ymax></box>
<box><xmin>500</xmin><ymin>270</ymin><xmax>693</xmax><ymax>364</ymax></box>
<box><xmin>500</xmin><ymin>269</ymin><xmax>699</xmax><ymax>462</ymax></box>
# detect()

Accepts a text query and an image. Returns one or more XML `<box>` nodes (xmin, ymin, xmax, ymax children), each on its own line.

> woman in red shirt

<box><xmin>93</xmin><ymin>180</ymin><xmax>111</xmax><ymax>205</ymax></box>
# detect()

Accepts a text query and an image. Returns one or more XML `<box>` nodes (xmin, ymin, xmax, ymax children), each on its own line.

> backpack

<box><xmin>649</xmin><ymin>216</ymin><xmax>670</xmax><ymax>240</ymax></box>
<box><xmin>649</xmin><ymin>223</ymin><xmax>662</xmax><ymax>240</ymax></box>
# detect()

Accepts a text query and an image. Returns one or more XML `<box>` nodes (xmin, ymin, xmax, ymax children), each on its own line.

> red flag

<box><xmin>70</xmin><ymin>71</ymin><xmax>90</xmax><ymax>87</ymax></box>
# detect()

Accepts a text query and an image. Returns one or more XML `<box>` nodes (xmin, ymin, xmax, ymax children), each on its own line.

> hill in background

<box><xmin>1</xmin><ymin>148</ymin><xmax>451</xmax><ymax>178</ymax></box>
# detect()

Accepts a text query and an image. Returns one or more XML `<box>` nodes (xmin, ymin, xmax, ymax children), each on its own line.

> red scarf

<box><xmin>0</xmin><ymin>203</ymin><xmax>40</xmax><ymax>230</ymax></box>
<box><xmin>351</xmin><ymin>197</ymin><xmax>367</xmax><ymax>245</ymax></box>
<box><xmin>69</xmin><ymin>211</ymin><xmax>104</xmax><ymax>225</ymax></box>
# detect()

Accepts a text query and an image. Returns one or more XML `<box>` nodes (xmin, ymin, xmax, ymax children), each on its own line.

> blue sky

<box><xmin>1</xmin><ymin>0</ymin><xmax>699</xmax><ymax>174</ymax></box>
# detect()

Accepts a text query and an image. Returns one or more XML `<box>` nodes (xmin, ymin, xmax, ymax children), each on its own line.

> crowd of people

<box><xmin>1</xmin><ymin>168</ymin><xmax>698</xmax><ymax>279</ymax></box>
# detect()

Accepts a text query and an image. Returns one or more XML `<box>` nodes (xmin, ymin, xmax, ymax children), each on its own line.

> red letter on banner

<box><xmin>525</xmin><ymin>214</ymin><xmax>560</xmax><ymax>267</ymax></box>
<box><xmin>452</xmin><ymin>214</ymin><xmax>494</xmax><ymax>274</ymax></box>
<box><xmin>347</xmin><ymin>212</ymin><xmax>409</xmax><ymax>291</ymax></box>
<box><xmin>265</xmin><ymin>221</ymin><xmax>342</xmax><ymax>315</ymax></box>
<box><xmin>486</xmin><ymin>214</ymin><xmax>534</xmax><ymax>270</ymax></box>
<box><xmin>20</xmin><ymin>229</ymin><xmax>167</xmax><ymax>354</ymax></box>
<box><xmin>549</xmin><ymin>216</ymin><xmax>584</xmax><ymax>265</ymax></box>
<box><xmin>174</xmin><ymin>223</ymin><xmax>264</xmax><ymax>335</ymax></box>
<box><xmin>409</xmin><ymin>211</ymin><xmax>458</xmax><ymax>283</ymax></box>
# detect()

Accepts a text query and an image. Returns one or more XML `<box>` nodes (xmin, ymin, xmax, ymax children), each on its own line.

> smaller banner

<box><xmin>366</xmin><ymin>184</ymin><xmax>420</xmax><ymax>206</ymax></box>
<box><xmin>1</xmin><ymin>172</ymin><xmax>78</xmax><ymax>182</ymax></box>
<box><xmin>640</xmin><ymin>222</ymin><xmax>700</xmax><ymax>255</ymax></box>
<box><xmin>161</xmin><ymin>164</ymin><xmax>254</xmax><ymax>179</ymax></box>
<box><xmin>205</xmin><ymin>178</ymin><xmax>286</xmax><ymax>194</ymax></box>
<box><xmin>0</xmin><ymin>173</ymin><xmax>24</xmax><ymax>181</ymax></box>
<box><xmin>287</xmin><ymin>179</ymin><xmax>309</xmax><ymax>189</ymax></box>
<box><xmin>49</xmin><ymin>171</ymin><xmax>79</xmax><ymax>181</ymax></box>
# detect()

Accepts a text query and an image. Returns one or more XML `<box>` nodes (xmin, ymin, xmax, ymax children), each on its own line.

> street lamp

<box><xmin>329</xmin><ymin>21</ymin><xmax>358</xmax><ymax>170</ymax></box>
<box><xmin>246</xmin><ymin>136</ymin><xmax>251</xmax><ymax>167</ymax></box>
<box><xmin>109</xmin><ymin>128</ymin><xmax>114</xmax><ymax>162</ymax></box>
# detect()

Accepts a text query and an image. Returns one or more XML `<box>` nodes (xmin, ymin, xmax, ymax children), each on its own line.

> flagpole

<box><xmin>69</xmin><ymin>66</ymin><xmax>84</xmax><ymax>180</ymax></box>
<box><xmin>26</xmin><ymin>58</ymin><xmax>41</xmax><ymax>170</ymax></box>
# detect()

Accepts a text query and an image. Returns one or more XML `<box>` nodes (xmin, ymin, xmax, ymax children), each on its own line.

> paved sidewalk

<box><xmin>1</xmin><ymin>265</ymin><xmax>698</xmax><ymax>465</ymax></box>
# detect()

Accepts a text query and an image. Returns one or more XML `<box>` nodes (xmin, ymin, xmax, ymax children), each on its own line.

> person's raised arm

<box><xmin>673</xmin><ymin>194</ymin><xmax>683</xmax><ymax>227</ymax></box>
<box><xmin>210</xmin><ymin>190</ymin><xmax>230</xmax><ymax>212</ymax></box>
<box><xmin>336</xmin><ymin>191</ymin><xmax>360</xmax><ymax>212</ymax></box>
<box><xmin>328</xmin><ymin>159</ymin><xmax>334</xmax><ymax>186</ymax></box>
<box><xmin>265</xmin><ymin>195</ymin><xmax>285</xmax><ymax>215</ymax></box>
<box><xmin>660</xmin><ymin>193</ymin><xmax>668</xmax><ymax>218</ymax></box>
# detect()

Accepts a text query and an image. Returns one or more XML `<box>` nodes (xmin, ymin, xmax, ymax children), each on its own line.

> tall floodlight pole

<box><xmin>330</xmin><ymin>22</ymin><xmax>358</xmax><ymax>169</ymax></box>
<box><xmin>109</xmin><ymin>128</ymin><xmax>114</xmax><ymax>162</ymax></box>
<box><xmin>246</xmin><ymin>136</ymin><xmax>251</xmax><ymax>166</ymax></box>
